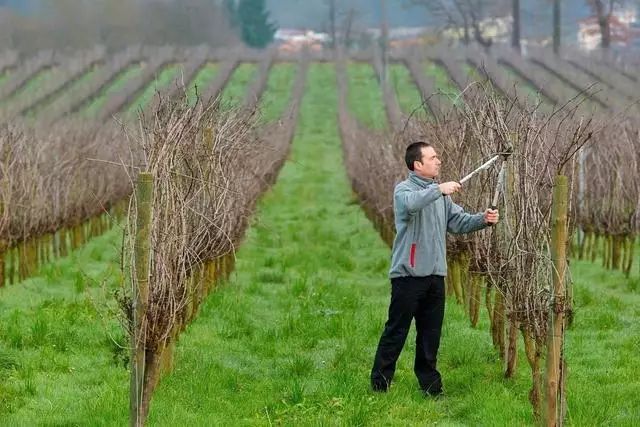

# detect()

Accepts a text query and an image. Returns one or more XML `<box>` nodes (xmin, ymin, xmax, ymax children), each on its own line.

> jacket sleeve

<box><xmin>446</xmin><ymin>198</ymin><xmax>487</xmax><ymax>234</ymax></box>
<box><xmin>395</xmin><ymin>183</ymin><xmax>443</xmax><ymax>215</ymax></box>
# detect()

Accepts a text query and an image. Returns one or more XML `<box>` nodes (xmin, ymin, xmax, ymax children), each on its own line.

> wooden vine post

<box><xmin>130</xmin><ymin>172</ymin><xmax>153</xmax><ymax>427</ymax></box>
<box><xmin>545</xmin><ymin>174</ymin><xmax>569</xmax><ymax>427</ymax></box>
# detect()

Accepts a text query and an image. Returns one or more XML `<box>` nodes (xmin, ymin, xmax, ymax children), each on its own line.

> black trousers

<box><xmin>370</xmin><ymin>275</ymin><xmax>445</xmax><ymax>393</ymax></box>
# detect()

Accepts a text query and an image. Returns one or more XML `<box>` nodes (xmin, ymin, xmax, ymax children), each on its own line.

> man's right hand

<box><xmin>439</xmin><ymin>181</ymin><xmax>461</xmax><ymax>195</ymax></box>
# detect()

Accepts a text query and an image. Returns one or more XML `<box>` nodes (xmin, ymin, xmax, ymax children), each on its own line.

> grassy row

<box><xmin>388</xmin><ymin>63</ymin><xmax>426</xmax><ymax>118</ymax></box>
<box><xmin>81</xmin><ymin>64</ymin><xmax>143</xmax><ymax>117</ymax></box>
<box><xmin>26</xmin><ymin>65</ymin><xmax>103</xmax><ymax>118</ymax></box>
<box><xmin>258</xmin><ymin>62</ymin><xmax>297</xmax><ymax>123</ymax></box>
<box><xmin>186</xmin><ymin>63</ymin><xmax>220</xmax><ymax>106</ymax></box>
<box><xmin>565</xmin><ymin>256</ymin><xmax>640</xmax><ymax>425</ymax></box>
<box><xmin>346</xmin><ymin>62</ymin><xmax>387</xmax><ymax>130</ymax></box>
<box><xmin>125</xmin><ymin>64</ymin><xmax>181</xmax><ymax>116</ymax></box>
<box><xmin>0</xmin><ymin>71</ymin><xmax>12</xmax><ymax>93</ymax></box>
<box><xmin>14</xmin><ymin>68</ymin><xmax>60</xmax><ymax>101</ymax></box>
<box><xmin>423</xmin><ymin>60</ymin><xmax>461</xmax><ymax>103</ymax></box>
<box><xmin>0</xmin><ymin>67</ymin><xmax>61</xmax><ymax>111</ymax></box>
<box><xmin>500</xmin><ymin>62</ymin><xmax>549</xmax><ymax>105</ymax></box>
<box><xmin>220</xmin><ymin>63</ymin><xmax>258</xmax><ymax>106</ymax></box>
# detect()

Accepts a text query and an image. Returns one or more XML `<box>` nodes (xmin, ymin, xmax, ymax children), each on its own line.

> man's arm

<box><xmin>446</xmin><ymin>199</ymin><xmax>488</xmax><ymax>234</ymax></box>
<box><xmin>396</xmin><ymin>184</ymin><xmax>442</xmax><ymax>214</ymax></box>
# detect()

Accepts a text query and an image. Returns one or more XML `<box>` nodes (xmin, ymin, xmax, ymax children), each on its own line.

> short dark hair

<box><xmin>405</xmin><ymin>141</ymin><xmax>432</xmax><ymax>171</ymax></box>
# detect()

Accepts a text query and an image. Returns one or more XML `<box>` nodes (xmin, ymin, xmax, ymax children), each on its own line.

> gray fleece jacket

<box><xmin>389</xmin><ymin>172</ymin><xmax>488</xmax><ymax>278</ymax></box>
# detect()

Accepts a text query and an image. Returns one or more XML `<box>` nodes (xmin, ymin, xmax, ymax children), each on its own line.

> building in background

<box><xmin>274</xmin><ymin>29</ymin><xmax>329</xmax><ymax>52</ymax></box>
<box><xmin>578</xmin><ymin>6</ymin><xmax>640</xmax><ymax>51</ymax></box>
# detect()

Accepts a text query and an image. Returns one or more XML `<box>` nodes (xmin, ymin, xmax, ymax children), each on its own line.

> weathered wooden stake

<box><xmin>492</xmin><ymin>289</ymin><xmax>506</xmax><ymax>358</ymax></box>
<box><xmin>130</xmin><ymin>172</ymin><xmax>153</xmax><ymax>427</ymax></box>
<box><xmin>545</xmin><ymin>175</ymin><xmax>569</xmax><ymax>427</ymax></box>
<box><xmin>505</xmin><ymin>317</ymin><xmax>519</xmax><ymax>378</ymax></box>
<box><xmin>524</xmin><ymin>329</ymin><xmax>542</xmax><ymax>418</ymax></box>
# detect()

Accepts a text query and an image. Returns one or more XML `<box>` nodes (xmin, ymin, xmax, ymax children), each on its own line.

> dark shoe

<box><xmin>372</xmin><ymin>382</ymin><xmax>389</xmax><ymax>393</ymax></box>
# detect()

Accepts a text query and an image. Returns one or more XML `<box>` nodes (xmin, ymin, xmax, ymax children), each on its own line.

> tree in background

<box><xmin>586</xmin><ymin>0</ymin><xmax>626</xmax><ymax>49</ymax></box>
<box><xmin>553</xmin><ymin>0</ymin><xmax>560</xmax><ymax>54</ymax></box>
<box><xmin>0</xmin><ymin>0</ymin><xmax>238</xmax><ymax>53</ymax></box>
<box><xmin>512</xmin><ymin>0</ymin><xmax>521</xmax><ymax>52</ymax></box>
<box><xmin>326</xmin><ymin>0</ymin><xmax>337</xmax><ymax>48</ymax></box>
<box><xmin>237</xmin><ymin>0</ymin><xmax>277</xmax><ymax>48</ymax></box>
<box><xmin>324</xmin><ymin>0</ymin><xmax>360</xmax><ymax>49</ymax></box>
<box><xmin>404</xmin><ymin>0</ymin><xmax>503</xmax><ymax>48</ymax></box>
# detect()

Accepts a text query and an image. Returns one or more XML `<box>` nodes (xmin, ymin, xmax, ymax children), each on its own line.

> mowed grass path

<box><xmin>347</xmin><ymin>62</ymin><xmax>387</xmax><ymax>130</ymax></box>
<box><xmin>388</xmin><ymin>63</ymin><xmax>426</xmax><ymax>118</ymax></box>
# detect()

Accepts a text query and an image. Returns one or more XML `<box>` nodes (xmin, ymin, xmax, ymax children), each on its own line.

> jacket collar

<box><xmin>408</xmin><ymin>171</ymin><xmax>437</xmax><ymax>188</ymax></box>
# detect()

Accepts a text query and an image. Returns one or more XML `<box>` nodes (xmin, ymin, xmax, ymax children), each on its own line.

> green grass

<box><xmin>220</xmin><ymin>63</ymin><xmax>258</xmax><ymax>106</ymax></box>
<box><xmin>500</xmin><ymin>63</ymin><xmax>550</xmax><ymax>106</ymax></box>
<box><xmin>81</xmin><ymin>64</ymin><xmax>142</xmax><ymax>118</ymax></box>
<box><xmin>346</xmin><ymin>61</ymin><xmax>387</xmax><ymax>130</ymax></box>
<box><xmin>464</xmin><ymin>63</ymin><xmax>511</xmax><ymax>104</ymax></box>
<box><xmin>0</xmin><ymin>67</ymin><xmax>61</xmax><ymax>111</ymax></box>
<box><xmin>423</xmin><ymin>60</ymin><xmax>461</xmax><ymax>106</ymax></box>
<box><xmin>565</xmin><ymin>258</ymin><xmax>640</xmax><ymax>425</ymax></box>
<box><xmin>0</xmin><ymin>71</ymin><xmax>10</xmax><ymax>91</ymax></box>
<box><xmin>464</xmin><ymin>62</ymin><xmax>484</xmax><ymax>82</ymax></box>
<box><xmin>0</xmin><ymin>228</ymin><xmax>128</xmax><ymax>424</ymax></box>
<box><xmin>126</xmin><ymin>64</ymin><xmax>180</xmax><ymax>116</ymax></box>
<box><xmin>258</xmin><ymin>62</ymin><xmax>297</xmax><ymax>123</ymax></box>
<box><xmin>389</xmin><ymin>63</ymin><xmax>427</xmax><ymax>118</ymax></box>
<box><xmin>27</xmin><ymin>64</ymin><xmax>102</xmax><ymax>118</ymax></box>
<box><xmin>8</xmin><ymin>68</ymin><xmax>58</xmax><ymax>101</ymax></box>
<box><xmin>185</xmin><ymin>62</ymin><xmax>219</xmax><ymax>106</ymax></box>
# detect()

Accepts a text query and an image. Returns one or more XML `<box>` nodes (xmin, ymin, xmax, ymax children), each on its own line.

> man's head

<box><xmin>405</xmin><ymin>141</ymin><xmax>441</xmax><ymax>179</ymax></box>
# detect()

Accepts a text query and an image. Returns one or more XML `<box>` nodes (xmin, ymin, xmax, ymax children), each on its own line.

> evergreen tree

<box><xmin>237</xmin><ymin>0</ymin><xmax>277</xmax><ymax>48</ymax></box>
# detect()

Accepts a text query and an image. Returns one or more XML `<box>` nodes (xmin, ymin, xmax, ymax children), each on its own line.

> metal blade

<box><xmin>491</xmin><ymin>160</ymin><xmax>507</xmax><ymax>209</ymax></box>
<box><xmin>459</xmin><ymin>154</ymin><xmax>500</xmax><ymax>184</ymax></box>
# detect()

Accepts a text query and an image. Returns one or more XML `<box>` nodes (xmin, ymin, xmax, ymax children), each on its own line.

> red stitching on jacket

<box><xmin>410</xmin><ymin>243</ymin><xmax>416</xmax><ymax>268</ymax></box>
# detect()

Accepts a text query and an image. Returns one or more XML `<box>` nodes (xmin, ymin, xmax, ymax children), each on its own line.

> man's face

<box><xmin>414</xmin><ymin>146</ymin><xmax>441</xmax><ymax>179</ymax></box>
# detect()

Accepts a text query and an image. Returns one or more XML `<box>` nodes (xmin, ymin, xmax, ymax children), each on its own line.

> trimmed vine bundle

<box><xmin>576</xmin><ymin>118</ymin><xmax>640</xmax><ymax>277</ymax></box>
<box><xmin>0</xmin><ymin>120</ymin><xmax>132</xmax><ymax>286</ymax></box>
<box><xmin>124</xmin><ymin>58</ymin><xmax>307</xmax><ymax>425</ymax></box>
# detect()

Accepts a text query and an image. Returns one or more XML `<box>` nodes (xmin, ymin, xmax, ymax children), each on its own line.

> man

<box><xmin>370</xmin><ymin>141</ymin><xmax>499</xmax><ymax>396</ymax></box>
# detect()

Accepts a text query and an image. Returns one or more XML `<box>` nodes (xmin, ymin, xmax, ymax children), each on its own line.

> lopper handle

<box><xmin>487</xmin><ymin>205</ymin><xmax>498</xmax><ymax>226</ymax></box>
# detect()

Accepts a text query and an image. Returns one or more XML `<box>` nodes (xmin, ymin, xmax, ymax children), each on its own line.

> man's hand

<box><xmin>484</xmin><ymin>209</ymin><xmax>499</xmax><ymax>225</ymax></box>
<box><xmin>439</xmin><ymin>181</ymin><xmax>461</xmax><ymax>196</ymax></box>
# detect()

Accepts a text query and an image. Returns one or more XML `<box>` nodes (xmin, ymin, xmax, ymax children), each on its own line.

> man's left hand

<box><xmin>484</xmin><ymin>209</ymin><xmax>499</xmax><ymax>225</ymax></box>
